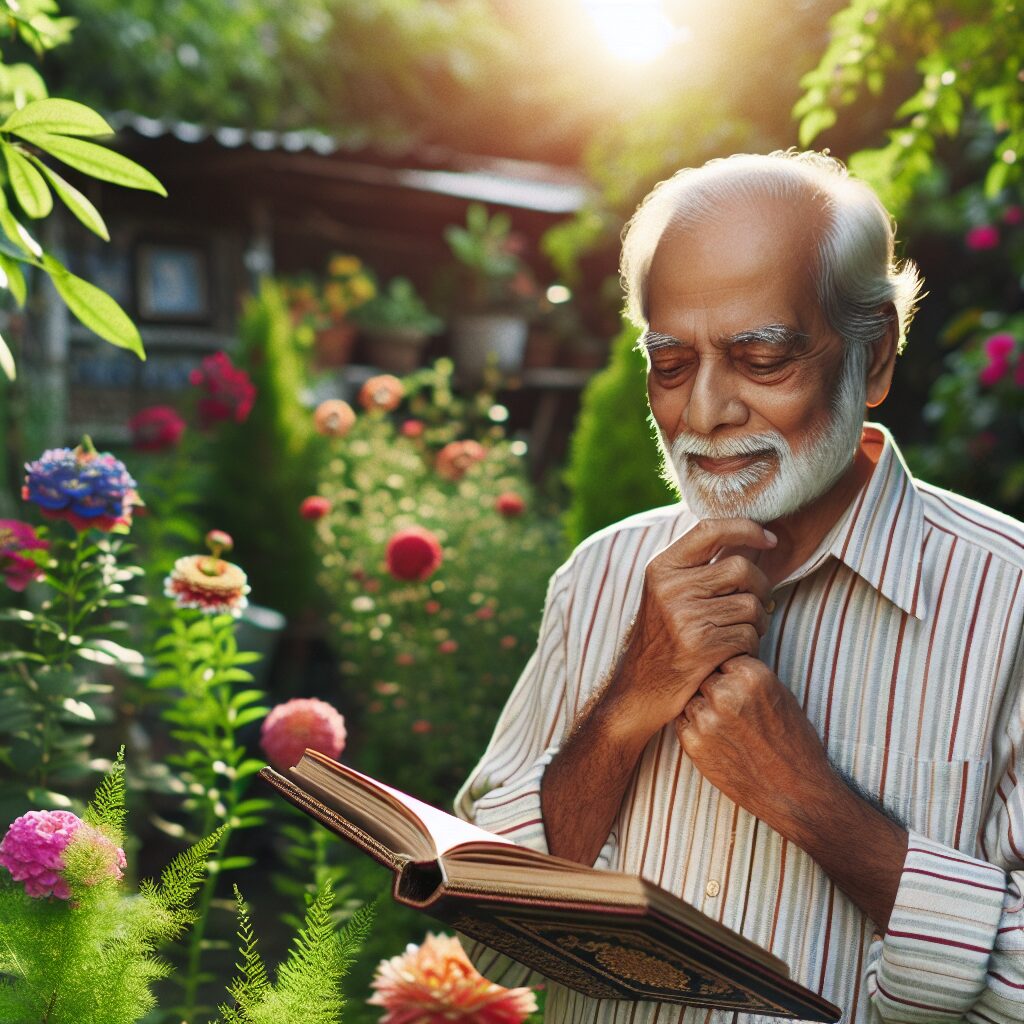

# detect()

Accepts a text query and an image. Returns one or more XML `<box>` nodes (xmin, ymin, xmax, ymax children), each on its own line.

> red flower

<box><xmin>474</xmin><ymin>606</ymin><xmax>495</xmax><ymax>621</ymax></box>
<box><xmin>386</xmin><ymin>526</ymin><xmax>443</xmax><ymax>581</ymax></box>
<box><xmin>128</xmin><ymin>405</ymin><xmax>185</xmax><ymax>451</ymax></box>
<box><xmin>359</xmin><ymin>374</ymin><xmax>404</xmax><ymax>412</ymax></box>
<box><xmin>190</xmin><ymin>352</ymin><xmax>256</xmax><ymax>428</ymax></box>
<box><xmin>495</xmin><ymin>492</ymin><xmax>525</xmax><ymax>517</ymax></box>
<box><xmin>0</xmin><ymin>520</ymin><xmax>47</xmax><ymax>592</ymax></box>
<box><xmin>411</xmin><ymin>720</ymin><xmax>433</xmax><ymax>735</ymax></box>
<box><xmin>314</xmin><ymin>399</ymin><xmax>356</xmax><ymax>438</ymax></box>
<box><xmin>260</xmin><ymin>697</ymin><xmax>347</xmax><ymax>772</ymax></box>
<box><xmin>435</xmin><ymin>441</ymin><xmax>486</xmax><ymax>481</ymax></box>
<box><xmin>965</xmin><ymin>225</ymin><xmax>999</xmax><ymax>251</ymax></box>
<box><xmin>401</xmin><ymin>419</ymin><xmax>424</xmax><ymax>438</ymax></box>
<box><xmin>500</xmin><ymin>635</ymin><xmax>517</xmax><ymax>650</ymax></box>
<box><xmin>300</xmin><ymin>496</ymin><xmax>331</xmax><ymax>520</ymax></box>
<box><xmin>438</xmin><ymin>639</ymin><xmax>458</xmax><ymax>653</ymax></box>
<box><xmin>424</xmin><ymin>599</ymin><xmax>441</xmax><ymax>615</ymax></box>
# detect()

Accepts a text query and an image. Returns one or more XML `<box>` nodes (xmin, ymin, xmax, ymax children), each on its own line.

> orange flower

<box><xmin>359</xmin><ymin>374</ymin><xmax>405</xmax><ymax>412</ymax></box>
<box><xmin>369</xmin><ymin>932</ymin><xmax>536</xmax><ymax>1024</ymax></box>
<box><xmin>314</xmin><ymin>399</ymin><xmax>356</xmax><ymax>437</ymax></box>
<box><xmin>435</xmin><ymin>440</ymin><xmax>486</xmax><ymax>481</ymax></box>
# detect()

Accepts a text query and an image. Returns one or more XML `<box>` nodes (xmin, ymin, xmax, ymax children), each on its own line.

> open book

<box><xmin>260</xmin><ymin>750</ymin><xmax>841</xmax><ymax>1021</ymax></box>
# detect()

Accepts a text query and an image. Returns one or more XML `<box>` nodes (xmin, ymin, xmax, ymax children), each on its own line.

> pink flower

<box><xmin>965</xmin><ymin>225</ymin><xmax>1000</xmax><ymax>251</ymax></box>
<box><xmin>500</xmin><ymin>635</ymin><xmax>517</xmax><ymax>650</ymax></box>
<box><xmin>979</xmin><ymin>333</ymin><xmax>1017</xmax><ymax>387</ymax></box>
<box><xmin>190</xmin><ymin>352</ymin><xmax>256</xmax><ymax>428</ymax></box>
<box><xmin>260</xmin><ymin>697</ymin><xmax>347</xmax><ymax>772</ymax></box>
<box><xmin>314</xmin><ymin>399</ymin><xmax>356</xmax><ymax>438</ymax></box>
<box><xmin>0</xmin><ymin>519</ymin><xmax>47</xmax><ymax>592</ymax></box>
<box><xmin>1004</xmin><ymin>206</ymin><xmax>1023</xmax><ymax>226</ymax></box>
<box><xmin>358</xmin><ymin>374</ymin><xmax>405</xmax><ymax>412</ymax></box>
<box><xmin>205</xmin><ymin>529</ymin><xmax>233</xmax><ymax>554</ymax></box>
<box><xmin>0</xmin><ymin>810</ymin><xmax>125</xmax><ymax>899</ymax></box>
<box><xmin>438</xmin><ymin>639</ymin><xmax>458</xmax><ymax>654</ymax></box>
<box><xmin>495</xmin><ymin>492</ymin><xmax>525</xmax><ymax>517</ymax></box>
<box><xmin>475</xmin><ymin>606</ymin><xmax>495</xmax><ymax>621</ymax></box>
<box><xmin>369</xmin><ymin>932</ymin><xmax>537</xmax><ymax>1023</ymax></box>
<box><xmin>435</xmin><ymin>441</ymin><xmax>486</xmax><ymax>482</ymax></box>
<box><xmin>424</xmin><ymin>600</ymin><xmax>441</xmax><ymax>615</ymax></box>
<box><xmin>401</xmin><ymin>419</ymin><xmax>424</xmax><ymax>438</ymax></box>
<box><xmin>300</xmin><ymin>496</ymin><xmax>331</xmax><ymax>520</ymax></box>
<box><xmin>386</xmin><ymin>526</ymin><xmax>443</xmax><ymax>581</ymax></box>
<box><xmin>128</xmin><ymin>405</ymin><xmax>186</xmax><ymax>451</ymax></box>
<box><xmin>164</xmin><ymin>554</ymin><xmax>250</xmax><ymax>616</ymax></box>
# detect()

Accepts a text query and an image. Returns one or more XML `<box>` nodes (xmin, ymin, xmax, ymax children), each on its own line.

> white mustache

<box><xmin>670</xmin><ymin>430</ymin><xmax>787</xmax><ymax>461</ymax></box>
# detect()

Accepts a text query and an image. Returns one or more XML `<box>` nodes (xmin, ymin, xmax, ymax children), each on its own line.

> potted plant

<box><xmin>351</xmin><ymin>276</ymin><xmax>443</xmax><ymax>374</ymax></box>
<box><xmin>443</xmin><ymin>203</ymin><xmax>539</xmax><ymax>380</ymax></box>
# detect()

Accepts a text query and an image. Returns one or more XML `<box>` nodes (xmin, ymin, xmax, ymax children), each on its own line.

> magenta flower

<box><xmin>979</xmin><ymin>333</ymin><xmax>1017</xmax><ymax>387</ymax></box>
<box><xmin>128</xmin><ymin>405</ymin><xmax>186</xmax><ymax>451</ymax></box>
<box><xmin>260</xmin><ymin>697</ymin><xmax>347</xmax><ymax>772</ymax></box>
<box><xmin>299</xmin><ymin>496</ymin><xmax>331</xmax><ymax>520</ymax></box>
<box><xmin>190</xmin><ymin>352</ymin><xmax>256</xmax><ymax>428</ymax></box>
<box><xmin>0</xmin><ymin>519</ymin><xmax>47</xmax><ymax>592</ymax></box>
<box><xmin>0</xmin><ymin>810</ymin><xmax>125</xmax><ymax>899</ymax></box>
<box><xmin>965</xmin><ymin>225</ymin><xmax>1000</xmax><ymax>251</ymax></box>
<box><xmin>386</xmin><ymin>526</ymin><xmax>443</xmax><ymax>581</ymax></box>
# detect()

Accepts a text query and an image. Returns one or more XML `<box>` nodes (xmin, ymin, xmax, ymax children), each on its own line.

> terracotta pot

<box><xmin>450</xmin><ymin>313</ymin><xmax>529</xmax><ymax>381</ymax></box>
<box><xmin>363</xmin><ymin>326</ymin><xmax>430</xmax><ymax>374</ymax></box>
<box><xmin>314</xmin><ymin>323</ymin><xmax>357</xmax><ymax>369</ymax></box>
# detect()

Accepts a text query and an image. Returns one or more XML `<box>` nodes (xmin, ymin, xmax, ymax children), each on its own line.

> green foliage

<box><xmin>351</xmin><ymin>277</ymin><xmax>442</xmax><ymax>335</ymax></box>
<box><xmin>82</xmin><ymin>745</ymin><xmax>127</xmax><ymax>837</ymax></box>
<box><xmin>796</xmin><ymin>0</ymin><xmax>1024</xmax><ymax>211</ymax></box>
<box><xmin>202</xmin><ymin>280</ymin><xmax>323</xmax><ymax>619</ymax></box>
<box><xmin>564</xmin><ymin>323</ymin><xmax>676</xmax><ymax>547</ymax></box>
<box><xmin>0</xmin><ymin>760</ymin><xmax>222</xmax><ymax>1024</ymax></box>
<box><xmin>214</xmin><ymin>885</ymin><xmax>375</xmax><ymax>1024</ymax></box>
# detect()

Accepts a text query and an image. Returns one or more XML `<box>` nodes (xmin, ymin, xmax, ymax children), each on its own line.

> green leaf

<box><xmin>2</xmin><ymin>98</ymin><xmax>113</xmax><ymax>137</ymax></box>
<box><xmin>0</xmin><ymin>329</ymin><xmax>14</xmax><ymax>381</ymax></box>
<box><xmin>0</xmin><ymin>253</ymin><xmax>28</xmax><ymax>305</ymax></box>
<box><xmin>12</xmin><ymin>129</ymin><xmax>167</xmax><ymax>195</ymax></box>
<box><xmin>0</xmin><ymin>189</ymin><xmax>43</xmax><ymax>256</ymax></box>
<box><xmin>42</xmin><ymin>254</ymin><xmax>145</xmax><ymax>358</ymax></box>
<box><xmin>27</xmin><ymin>153</ymin><xmax>108</xmax><ymax>239</ymax></box>
<box><xmin>2</xmin><ymin>144</ymin><xmax>52</xmax><ymax>217</ymax></box>
<box><xmin>798</xmin><ymin>107</ymin><xmax>837</xmax><ymax>147</ymax></box>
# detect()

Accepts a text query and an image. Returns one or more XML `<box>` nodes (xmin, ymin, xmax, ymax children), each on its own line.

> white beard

<box><xmin>658</xmin><ymin>345</ymin><xmax>868</xmax><ymax>524</ymax></box>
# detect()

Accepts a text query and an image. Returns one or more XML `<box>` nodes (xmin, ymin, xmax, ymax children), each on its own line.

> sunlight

<box><xmin>580</xmin><ymin>0</ymin><xmax>682</xmax><ymax>64</ymax></box>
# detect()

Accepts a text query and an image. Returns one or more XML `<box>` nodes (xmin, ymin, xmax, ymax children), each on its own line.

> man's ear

<box><xmin>865</xmin><ymin>303</ymin><xmax>899</xmax><ymax>409</ymax></box>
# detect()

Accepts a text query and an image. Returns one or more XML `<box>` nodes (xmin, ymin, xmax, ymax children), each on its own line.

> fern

<box><xmin>213</xmin><ymin>885</ymin><xmax>376</xmax><ymax>1024</ymax></box>
<box><xmin>82</xmin><ymin>745</ymin><xmax>127</xmax><ymax>841</ymax></box>
<box><xmin>156</xmin><ymin>825</ymin><xmax>226</xmax><ymax>914</ymax></box>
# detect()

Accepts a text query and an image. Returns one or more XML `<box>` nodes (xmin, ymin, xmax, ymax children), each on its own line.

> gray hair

<box><xmin>620</xmin><ymin>150</ymin><xmax>923</xmax><ymax>354</ymax></box>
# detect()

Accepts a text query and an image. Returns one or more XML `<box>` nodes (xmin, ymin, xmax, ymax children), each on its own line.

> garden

<box><xmin>0</xmin><ymin>1</ymin><xmax>1022</xmax><ymax>1022</ymax></box>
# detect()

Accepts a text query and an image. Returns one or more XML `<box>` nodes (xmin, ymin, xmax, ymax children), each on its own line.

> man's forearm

<box><xmin>541</xmin><ymin>688</ymin><xmax>650</xmax><ymax>866</ymax></box>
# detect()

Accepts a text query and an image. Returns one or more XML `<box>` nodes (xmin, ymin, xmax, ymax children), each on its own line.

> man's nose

<box><xmin>683</xmin><ymin>358</ymin><xmax>748</xmax><ymax>435</ymax></box>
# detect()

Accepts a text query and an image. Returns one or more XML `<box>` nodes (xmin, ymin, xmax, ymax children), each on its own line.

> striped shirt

<box><xmin>454</xmin><ymin>423</ymin><xmax>1024</xmax><ymax>1023</ymax></box>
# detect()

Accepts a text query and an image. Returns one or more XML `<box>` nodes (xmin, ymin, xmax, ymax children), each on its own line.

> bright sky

<box><xmin>578</xmin><ymin>0</ymin><xmax>685</xmax><ymax>63</ymax></box>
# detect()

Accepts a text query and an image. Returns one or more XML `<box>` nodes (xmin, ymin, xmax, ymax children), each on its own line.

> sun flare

<box><xmin>580</xmin><ymin>0</ymin><xmax>681</xmax><ymax>64</ymax></box>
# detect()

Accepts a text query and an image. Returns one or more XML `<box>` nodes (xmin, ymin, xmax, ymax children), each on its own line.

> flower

<box><xmin>205</xmin><ymin>529</ymin><xmax>234</xmax><ymax>554</ymax></box>
<box><xmin>128</xmin><ymin>405</ymin><xmax>186</xmax><ymax>451</ymax></box>
<box><xmin>1004</xmin><ymin>205</ymin><xmax>1023</xmax><ymax>226</ymax></box>
<box><xmin>424</xmin><ymin>599</ymin><xmax>441</xmax><ymax>615</ymax></box>
<box><xmin>369</xmin><ymin>932</ymin><xmax>537</xmax><ymax>1023</ymax></box>
<box><xmin>164</xmin><ymin>543</ymin><xmax>250</xmax><ymax>616</ymax></box>
<box><xmin>0</xmin><ymin>810</ymin><xmax>125</xmax><ymax>899</ymax></box>
<box><xmin>495</xmin><ymin>492</ymin><xmax>525</xmax><ymax>517</ymax></box>
<box><xmin>359</xmin><ymin>374</ymin><xmax>405</xmax><ymax>412</ymax></box>
<box><xmin>0</xmin><ymin>519</ymin><xmax>47</xmax><ymax>592</ymax></box>
<box><xmin>411</xmin><ymin>719</ymin><xmax>432</xmax><ymax>734</ymax></box>
<box><xmin>386</xmin><ymin>526</ymin><xmax>443</xmax><ymax>581</ymax></box>
<box><xmin>979</xmin><ymin>333</ymin><xmax>1017</xmax><ymax>387</ymax></box>
<box><xmin>400</xmin><ymin>418</ymin><xmax>424</xmax><ymax>438</ymax></box>
<box><xmin>438</xmin><ymin>639</ymin><xmax>459</xmax><ymax>653</ymax></box>
<box><xmin>300</xmin><ymin>496</ymin><xmax>331</xmax><ymax>520</ymax></box>
<box><xmin>435</xmin><ymin>440</ymin><xmax>486</xmax><ymax>481</ymax></box>
<box><xmin>189</xmin><ymin>352</ymin><xmax>256</xmax><ymax>428</ymax></box>
<box><xmin>500</xmin><ymin>635</ymin><xmax>517</xmax><ymax>650</ymax></box>
<box><xmin>314</xmin><ymin>399</ymin><xmax>356</xmax><ymax>437</ymax></box>
<box><xmin>260</xmin><ymin>697</ymin><xmax>347</xmax><ymax>771</ymax></box>
<box><xmin>965</xmin><ymin>225</ymin><xmax>1000</xmax><ymax>251</ymax></box>
<box><xmin>23</xmin><ymin>441</ymin><xmax>139</xmax><ymax>532</ymax></box>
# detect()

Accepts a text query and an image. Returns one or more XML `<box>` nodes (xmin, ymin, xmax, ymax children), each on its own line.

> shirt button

<box><xmin>705</xmin><ymin>879</ymin><xmax>721</xmax><ymax>898</ymax></box>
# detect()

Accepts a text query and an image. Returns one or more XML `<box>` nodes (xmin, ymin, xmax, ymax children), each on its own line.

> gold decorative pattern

<box><xmin>585</xmin><ymin>942</ymin><xmax>692</xmax><ymax>990</ymax></box>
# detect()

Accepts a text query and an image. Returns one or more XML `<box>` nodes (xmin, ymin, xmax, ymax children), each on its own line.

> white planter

<box><xmin>450</xmin><ymin>313</ymin><xmax>529</xmax><ymax>381</ymax></box>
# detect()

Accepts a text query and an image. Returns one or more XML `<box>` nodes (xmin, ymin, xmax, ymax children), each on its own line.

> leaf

<box><xmin>61</xmin><ymin>697</ymin><xmax>96</xmax><ymax>721</ymax></box>
<box><xmin>0</xmin><ymin>329</ymin><xmax>13</xmax><ymax>381</ymax></box>
<box><xmin>41</xmin><ymin>254</ymin><xmax>145</xmax><ymax>358</ymax></box>
<box><xmin>0</xmin><ymin>188</ymin><xmax>42</xmax><ymax>256</ymax></box>
<box><xmin>12</xmin><ymin>128</ymin><xmax>167</xmax><ymax>194</ymax></box>
<box><xmin>0</xmin><ymin>253</ymin><xmax>28</xmax><ymax>305</ymax></box>
<box><xmin>798</xmin><ymin>107</ymin><xmax>837</xmax><ymax>147</ymax></box>
<box><xmin>2</xmin><ymin>98</ymin><xmax>113</xmax><ymax>137</ymax></box>
<box><xmin>27</xmin><ymin>153</ymin><xmax>108</xmax><ymax>239</ymax></box>
<box><xmin>2</xmin><ymin>144</ymin><xmax>52</xmax><ymax>217</ymax></box>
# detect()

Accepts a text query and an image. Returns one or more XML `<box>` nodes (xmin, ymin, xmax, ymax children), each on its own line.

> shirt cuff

<box><xmin>866</xmin><ymin>830</ymin><xmax>1005</xmax><ymax>1021</ymax></box>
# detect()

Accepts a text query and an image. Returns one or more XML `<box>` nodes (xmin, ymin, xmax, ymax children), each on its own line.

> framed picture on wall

<box><xmin>136</xmin><ymin>241</ymin><xmax>211</xmax><ymax>322</ymax></box>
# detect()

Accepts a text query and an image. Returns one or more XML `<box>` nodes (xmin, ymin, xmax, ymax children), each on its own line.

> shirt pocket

<box><xmin>827</xmin><ymin>739</ymin><xmax>989</xmax><ymax>852</ymax></box>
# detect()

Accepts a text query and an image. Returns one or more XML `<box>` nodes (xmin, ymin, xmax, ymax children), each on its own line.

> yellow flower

<box><xmin>328</xmin><ymin>254</ymin><xmax>362</xmax><ymax>278</ymax></box>
<box><xmin>348</xmin><ymin>275</ymin><xmax>376</xmax><ymax>304</ymax></box>
<box><xmin>323</xmin><ymin>281</ymin><xmax>348</xmax><ymax>314</ymax></box>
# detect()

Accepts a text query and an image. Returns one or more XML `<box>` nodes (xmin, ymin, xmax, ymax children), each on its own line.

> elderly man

<box><xmin>455</xmin><ymin>150</ymin><xmax>1024</xmax><ymax>1023</ymax></box>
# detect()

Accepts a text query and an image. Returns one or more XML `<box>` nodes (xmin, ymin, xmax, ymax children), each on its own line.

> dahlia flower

<box><xmin>369</xmin><ymin>932</ymin><xmax>537</xmax><ymax>1024</ymax></box>
<box><xmin>0</xmin><ymin>519</ymin><xmax>47</xmax><ymax>592</ymax></box>
<box><xmin>260</xmin><ymin>697</ymin><xmax>347</xmax><ymax>771</ymax></box>
<box><xmin>314</xmin><ymin>399</ymin><xmax>356</xmax><ymax>437</ymax></box>
<box><xmin>189</xmin><ymin>351</ymin><xmax>256</xmax><ymax>428</ymax></box>
<box><xmin>0</xmin><ymin>810</ymin><xmax>125</xmax><ymax>900</ymax></box>
<box><xmin>435</xmin><ymin>440</ymin><xmax>485</xmax><ymax>481</ymax></box>
<box><xmin>299</xmin><ymin>495</ymin><xmax>331</xmax><ymax>520</ymax></box>
<box><xmin>128</xmin><ymin>405</ymin><xmax>186</xmax><ymax>451</ymax></box>
<box><xmin>358</xmin><ymin>374</ymin><xmax>404</xmax><ymax>412</ymax></box>
<box><xmin>386</xmin><ymin>526</ymin><xmax>443</xmax><ymax>581</ymax></box>
<box><xmin>495</xmin><ymin>492</ymin><xmax>525</xmax><ymax>517</ymax></box>
<box><xmin>23</xmin><ymin>442</ymin><xmax>139</xmax><ymax>532</ymax></box>
<box><xmin>164</xmin><ymin>548</ymin><xmax>250</xmax><ymax>616</ymax></box>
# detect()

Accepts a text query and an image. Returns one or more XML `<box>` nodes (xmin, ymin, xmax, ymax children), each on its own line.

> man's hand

<box><xmin>607</xmin><ymin>518</ymin><xmax>777</xmax><ymax>743</ymax></box>
<box><xmin>676</xmin><ymin>655</ymin><xmax>908</xmax><ymax>931</ymax></box>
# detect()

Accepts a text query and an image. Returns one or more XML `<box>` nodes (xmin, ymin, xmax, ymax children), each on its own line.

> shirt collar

<box><xmin>777</xmin><ymin>423</ymin><xmax>928</xmax><ymax>619</ymax></box>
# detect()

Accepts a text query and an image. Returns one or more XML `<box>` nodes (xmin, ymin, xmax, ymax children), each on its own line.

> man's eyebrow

<box><xmin>638</xmin><ymin>329</ymin><xmax>687</xmax><ymax>352</ymax></box>
<box><xmin>638</xmin><ymin>324</ymin><xmax>809</xmax><ymax>352</ymax></box>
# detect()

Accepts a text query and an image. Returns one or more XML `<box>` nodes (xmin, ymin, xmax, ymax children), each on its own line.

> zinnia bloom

<box><xmin>358</xmin><ymin>374</ymin><xmax>404</xmax><ymax>412</ymax></box>
<box><xmin>164</xmin><ymin>553</ymin><xmax>250</xmax><ymax>616</ymax></box>
<box><xmin>260</xmin><ymin>697</ymin><xmax>347</xmax><ymax>772</ymax></box>
<box><xmin>386</xmin><ymin>526</ymin><xmax>443</xmax><ymax>581</ymax></box>
<box><xmin>0</xmin><ymin>810</ymin><xmax>125</xmax><ymax>899</ymax></box>
<box><xmin>369</xmin><ymin>932</ymin><xmax>537</xmax><ymax>1024</ymax></box>
<box><xmin>495</xmin><ymin>492</ymin><xmax>525</xmax><ymax>517</ymax></box>
<box><xmin>965</xmin><ymin>225</ymin><xmax>1000</xmax><ymax>251</ymax></box>
<box><xmin>23</xmin><ymin>442</ymin><xmax>139</xmax><ymax>532</ymax></box>
<box><xmin>300</xmin><ymin>496</ymin><xmax>331</xmax><ymax>520</ymax></box>
<box><xmin>128</xmin><ymin>405</ymin><xmax>186</xmax><ymax>451</ymax></box>
<box><xmin>435</xmin><ymin>441</ymin><xmax>486</xmax><ymax>481</ymax></box>
<box><xmin>0</xmin><ymin>519</ymin><xmax>47</xmax><ymax>592</ymax></box>
<box><xmin>314</xmin><ymin>399</ymin><xmax>356</xmax><ymax>437</ymax></box>
<box><xmin>190</xmin><ymin>351</ymin><xmax>256</xmax><ymax>428</ymax></box>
